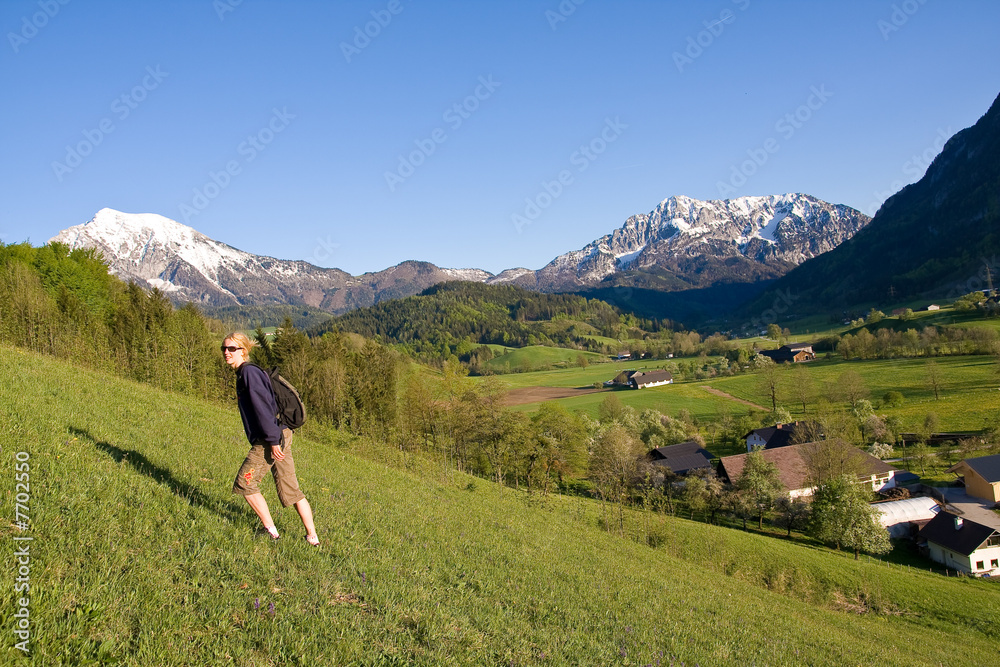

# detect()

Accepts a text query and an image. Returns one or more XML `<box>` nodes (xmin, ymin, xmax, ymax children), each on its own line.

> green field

<box><xmin>487</xmin><ymin>358</ymin><xmax>674</xmax><ymax>389</ymax></box>
<box><xmin>708</xmin><ymin>355</ymin><xmax>1000</xmax><ymax>432</ymax></box>
<box><xmin>495</xmin><ymin>348</ymin><xmax>1000</xmax><ymax>432</ymax></box>
<box><xmin>483</xmin><ymin>345</ymin><xmax>608</xmax><ymax>374</ymax></box>
<box><xmin>5</xmin><ymin>346</ymin><xmax>1000</xmax><ymax>664</ymax></box>
<box><xmin>784</xmin><ymin>302</ymin><xmax>1000</xmax><ymax>338</ymax></box>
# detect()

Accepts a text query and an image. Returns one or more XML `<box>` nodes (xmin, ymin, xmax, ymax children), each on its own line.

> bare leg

<box><xmin>295</xmin><ymin>498</ymin><xmax>318</xmax><ymax>542</ymax></box>
<box><xmin>244</xmin><ymin>492</ymin><xmax>276</xmax><ymax>532</ymax></box>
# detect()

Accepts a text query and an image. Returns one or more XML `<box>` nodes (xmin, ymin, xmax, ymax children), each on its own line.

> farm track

<box><xmin>504</xmin><ymin>385</ymin><xmax>607</xmax><ymax>406</ymax></box>
<box><xmin>700</xmin><ymin>385</ymin><xmax>766</xmax><ymax>410</ymax></box>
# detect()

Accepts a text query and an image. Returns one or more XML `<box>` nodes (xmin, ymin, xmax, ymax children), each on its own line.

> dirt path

<box><xmin>700</xmin><ymin>385</ymin><xmax>766</xmax><ymax>410</ymax></box>
<box><xmin>504</xmin><ymin>386</ymin><xmax>605</xmax><ymax>406</ymax></box>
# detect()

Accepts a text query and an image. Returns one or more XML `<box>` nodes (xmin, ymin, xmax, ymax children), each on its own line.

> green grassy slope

<box><xmin>709</xmin><ymin>355</ymin><xmax>1000</xmax><ymax>432</ymax></box>
<box><xmin>498</xmin><ymin>350</ymin><xmax>1000</xmax><ymax>436</ymax></box>
<box><xmin>483</xmin><ymin>346</ymin><xmax>606</xmax><ymax>374</ymax></box>
<box><xmin>3</xmin><ymin>347</ymin><xmax>1000</xmax><ymax>665</ymax></box>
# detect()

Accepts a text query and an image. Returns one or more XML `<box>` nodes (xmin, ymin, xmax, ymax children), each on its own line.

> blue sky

<box><xmin>3</xmin><ymin>0</ymin><xmax>999</xmax><ymax>276</ymax></box>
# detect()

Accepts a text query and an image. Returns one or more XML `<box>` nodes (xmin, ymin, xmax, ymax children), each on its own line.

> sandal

<box><xmin>306</xmin><ymin>534</ymin><xmax>320</xmax><ymax>547</ymax></box>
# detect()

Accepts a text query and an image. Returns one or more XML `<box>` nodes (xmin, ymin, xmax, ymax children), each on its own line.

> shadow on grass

<box><xmin>72</xmin><ymin>426</ymin><xmax>249</xmax><ymax>525</ymax></box>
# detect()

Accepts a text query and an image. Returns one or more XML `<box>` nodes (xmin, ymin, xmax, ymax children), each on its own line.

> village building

<box><xmin>717</xmin><ymin>441</ymin><xmax>898</xmax><ymax>499</ymax></box>
<box><xmin>629</xmin><ymin>370</ymin><xmax>673</xmax><ymax>389</ymax></box>
<box><xmin>646</xmin><ymin>441</ymin><xmax>715</xmax><ymax>476</ymax></box>
<box><xmin>607</xmin><ymin>369</ymin><xmax>673</xmax><ymax>389</ymax></box>
<box><xmin>756</xmin><ymin>343</ymin><xmax>816</xmax><ymax>363</ymax></box>
<box><xmin>918</xmin><ymin>512</ymin><xmax>1000</xmax><ymax>577</ymax></box>
<box><xmin>743</xmin><ymin>421</ymin><xmax>816</xmax><ymax>452</ymax></box>
<box><xmin>874</xmin><ymin>496</ymin><xmax>940</xmax><ymax>538</ymax></box>
<box><xmin>946</xmin><ymin>454</ymin><xmax>1000</xmax><ymax>504</ymax></box>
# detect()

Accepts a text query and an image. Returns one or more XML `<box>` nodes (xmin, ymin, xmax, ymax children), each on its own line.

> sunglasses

<box><xmin>221</xmin><ymin>345</ymin><xmax>244</xmax><ymax>353</ymax></box>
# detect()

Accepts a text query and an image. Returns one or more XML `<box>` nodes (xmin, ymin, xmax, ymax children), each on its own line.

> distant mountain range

<box><xmin>50</xmin><ymin>193</ymin><xmax>869</xmax><ymax>316</ymax></box>
<box><xmin>50</xmin><ymin>209</ymin><xmax>490</xmax><ymax>313</ymax></box>
<box><xmin>492</xmin><ymin>193</ymin><xmax>869</xmax><ymax>292</ymax></box>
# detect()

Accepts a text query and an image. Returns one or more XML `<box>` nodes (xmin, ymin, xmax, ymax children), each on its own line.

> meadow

<box><xmin>3</xmin><ymin>346</ymin><xmax>1000</xmax><ymax>665</ymax></box>
<box><xmin>483</xmin><ymin>346</ymin><xmax>607</xmax><ymax>374</ymax></box>
<box><xmin>490</xmin><ymin>347</ymin><xmax>999</xmax><ymax>433</ymax></box>
<box><xmin>708</xmin><ymin>354</ymin><xmax>1000</xmax><ymax>432</ymax></box>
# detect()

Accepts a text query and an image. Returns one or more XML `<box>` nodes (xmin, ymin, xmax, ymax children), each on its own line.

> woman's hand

<box><xmin>271</xmin><ymin>444</ymin><xmax>285</xmax><ymax>462</ymax></box>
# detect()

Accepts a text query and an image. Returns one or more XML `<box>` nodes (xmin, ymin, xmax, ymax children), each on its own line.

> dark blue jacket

<box><xmin>235</xmin><ymin>363</ymin><xmax>283</xmax><ymax>446</ymax></box>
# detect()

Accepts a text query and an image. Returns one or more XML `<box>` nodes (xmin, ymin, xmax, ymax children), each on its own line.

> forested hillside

<box><xmin>746</xmin><ymin>91</ymin><xmax>1000</xmax><ymax>317</ymax></box>
<box><xmin>0</xmin><ymin>241</ymin><xmax>231</xmax><ymax>399</ymax></box>
<box><xmin>314</xmin><ymin>281</ymin><xmax>677</xmax><ymax>367</ymax></box>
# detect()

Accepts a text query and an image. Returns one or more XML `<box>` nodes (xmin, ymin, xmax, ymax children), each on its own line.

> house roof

<box><xmin>758</xmin><ymin>344</ymin><xmax>814</xmax><ymax>363</ymax></box>
<box><xmin>718</xmin><ymin>441</ymin><xmax>895</xmax><ymax>493</ymax></box>
<box><xmin>758</xmin><ymin>348</ymin><xmax>796</xmax><ymax>362</ymax></box>
<box><xmin>893</xmin><ymin>471</ymin><xmax>921</xmax><ymax>485</ymax></box>
<box><xmin>648</xmin><ymin>441</ymin><xmax>714</xmax><ymax>475</ymax></box>
<box><xmin>742</xmin><ymin>422</ymin><xmax>812</xmax><ymax>449</ymax></box>
<box><xmin>919</xmin><ymin>512</ymin><xmax>999</xmax><ymax>556</ymax></box>
<box><xmin>949</xmin><ymin>454</ymin><xmax>1000</xmax><ymax>483</ymax></box>
<box><xmin>631</xmin><ymin>370</ymin><xmax>673</xmax><ymax>386</ymax></box>
<box><xmin>874</xmin><ymin>497</ymin><xmax>940</xmax><ymax>527</ymax></box>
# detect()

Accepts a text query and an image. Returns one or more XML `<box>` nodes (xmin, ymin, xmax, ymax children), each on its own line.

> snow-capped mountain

<box><xmin>489</xmin><ymin>194</ymin><xmax>870</xmax><ymax>292</ymax></box>
<box><xmin>50</xmin><ymin>208</ymin><xmax>491</xmax><ymax>313</ymax></box>
<box><xmin>50</xmin><ymin>194</ymin><xmax>868</xmax><ymax>315</ymax></box>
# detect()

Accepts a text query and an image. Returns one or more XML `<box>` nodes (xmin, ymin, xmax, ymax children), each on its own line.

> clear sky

<box><xmin>3</xmin><ymin>0</ymin><xmax>999</xmax><ymax>276</ymax></box>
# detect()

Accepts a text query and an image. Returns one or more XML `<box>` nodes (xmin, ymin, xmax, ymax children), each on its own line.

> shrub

<box><xmin>882</xmin><ymin>390</ymin><xmax>904</xmax><ymax>408</ymax></box>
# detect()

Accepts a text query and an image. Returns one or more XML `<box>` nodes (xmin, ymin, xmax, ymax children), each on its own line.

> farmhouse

<box><xmin>647</xmin><ymin>441</ymin><xmax>715</xmax><ymax>475</ymax></box>
<box><xmin>757</xmin><ymin>343</ymin><xmax>815</xmax><ymax>363</ymax></box>
<box><xmin>718</xmin><ymin>441</ymin><xmax>898</xmax><ymax>499</ymax></box>
<box><xmin>946</xmin><ymin>454</ymin><xmax>1000</xmax><ymax>503</ymax></box>
<box><xmin>629</xmin><ymin>370</ymin><xmax>673</xmax><ymax>389</ymax></box>
<box><xmin>874</xmin><ymin>496</ymin><xmax>940</xmax><ymax>538</ymax></box>
<box><xmin>918</xmin><ymin>512</ymin><xmax>1000</xmax><ymax>577</ymax></box>
<box><xmin>743</xmin><ymin>421</ymin><xmax>816</xmax><ymax>452</ymax></box>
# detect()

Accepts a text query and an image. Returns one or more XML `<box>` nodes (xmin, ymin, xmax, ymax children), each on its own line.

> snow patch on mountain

<box><xmin>521</xmin><ymin>193</ymin><xmax>870</xmax><ymax>291</ymax></box>
<box><xmin>50</xmin><ymin>208</ymin><xmax>493</xmax><ymax>312</ymax></box>
<box><xmin>757</xmin><ymin>211</ymin><xmax>787</xmax><ymax>243</ymax></box>
<box><xmin>441</xmin><ymin>267</ymin><xmax>494</xmax><ymax>282</ymax></box>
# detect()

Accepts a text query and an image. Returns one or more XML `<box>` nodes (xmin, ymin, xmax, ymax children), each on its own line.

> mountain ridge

<box><xmin>50</xmin><ymin>192</ymin><xmax>870</xmax><ymax>317</ymax></box>
<box><xmin>50</xmin><ymin>208</ymin><xmax>491</xmax><ymax>314</ymax></box>
<box><xmin>743</xmin><ymin>90</ymin><xmax>1000</xmax><ymax>318</ymax></box>
<box><xmin>492</xmin><ymin>193</ymin><xmax>869</xmax><ymax>292</ymax></box>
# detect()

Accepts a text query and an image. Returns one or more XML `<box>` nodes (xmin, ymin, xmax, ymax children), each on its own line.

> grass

<box><xmin>709</xmin><ymin>354</ymin><xmax>1000</xmax><ymax>432</ymax></box>
<box><xmin>483</xmin><ymin>345</ymin><xmax>607</xmax><ymax>374</ymax></box>
<box><xmin>509</xmin><ymin>382</ymin><xmax>754</xmax><ymax>425</ymax></box>
<box><xmin>487</xmin><ymin>358</ymin><xmax>673</xmax><ymax>389</ymax></box>
<box><xmin>497</xmin><ymin>349</ymin><xmax>1000</xmax><ymax>433</ymax></box>
<box><xmin>3</xmin><ymin>346</ymin><xmax>1000</xmax><ymax>665</ymax></box>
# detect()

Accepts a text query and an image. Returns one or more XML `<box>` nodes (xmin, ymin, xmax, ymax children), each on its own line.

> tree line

<box><xmin>313</xmin><ymin>281</ymin><xmax>687</xmax><ymax>370</ymax></box>
<box><xmin>836</xmin><ymin>322</ymin><xmax>999</xmax><ymax>360</ymax></box>
<box><xmin>0</xmin><ymin>242</ymin><xmax>231</xmax><ymax>400</ymax></box>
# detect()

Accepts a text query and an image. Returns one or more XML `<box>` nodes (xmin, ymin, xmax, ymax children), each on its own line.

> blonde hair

<box><xmin>223</xmin><ymin>331</ymin><xmax>256</xmax><ymax>351</ymax></box>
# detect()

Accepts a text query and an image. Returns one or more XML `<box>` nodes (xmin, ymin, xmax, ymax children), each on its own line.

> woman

<box><xmin>223</xmin><ymin>332</ymin><xmax>319</xmax><ymax>546</ymax></box>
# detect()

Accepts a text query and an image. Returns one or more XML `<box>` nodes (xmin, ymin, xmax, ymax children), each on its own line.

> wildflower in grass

<box><xmin>268</xmin><ymin>602</ymin><xmax>275</xmax><ymax>617</ymax></box>
<box><xmin>254</xmin><ymin>598</ymin><xmax>260</xmax><ymax>610</ymax></box>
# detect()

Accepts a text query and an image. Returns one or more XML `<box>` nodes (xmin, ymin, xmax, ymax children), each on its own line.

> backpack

<box><xmin>247</xmin><ymin>363</ymin><xmax>306</xmax><ymax>430</ymax></box>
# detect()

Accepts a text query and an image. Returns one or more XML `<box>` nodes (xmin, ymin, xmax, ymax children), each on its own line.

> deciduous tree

<box><xmin>736</xmin><ymin>449</ymin><xmax>784</xmax><ymax>529</ymax></box>
<box><xmin>809</xmin><ymin>475</ymin><xmax>891</xmax><ymax>559</ymax></box>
